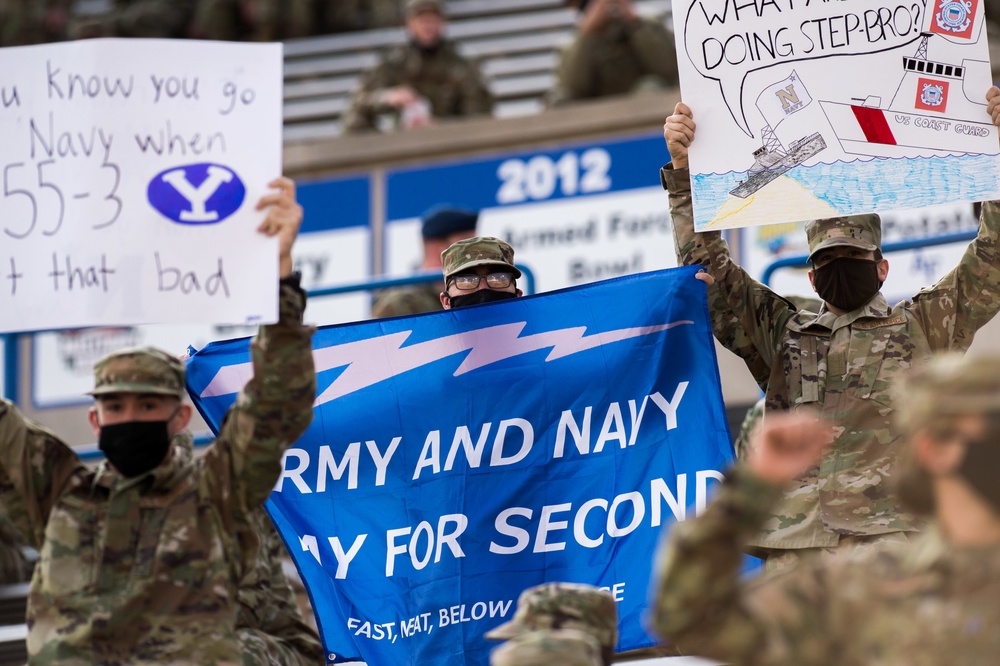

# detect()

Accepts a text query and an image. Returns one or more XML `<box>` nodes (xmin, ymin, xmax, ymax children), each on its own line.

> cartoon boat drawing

<box><xmin>729</xmin><ymin>70</ymin><xmax>828</xmax><ymax>198</ymax></box>
<box><xmin>818</xmin><ymin>33</ymin><xmax>996</xmax><ymax>158</ymax></box>
<box><xmin>729</xmin><ymin>130</ymin><xmax>827</xmax><ymax>199</ymax></box>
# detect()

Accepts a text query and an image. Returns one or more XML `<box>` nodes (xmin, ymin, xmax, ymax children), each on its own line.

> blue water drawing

<box><xmin>692</xmin><ymin>153</ymin><xmax>1000</xmax><ymax>227</ymax></box>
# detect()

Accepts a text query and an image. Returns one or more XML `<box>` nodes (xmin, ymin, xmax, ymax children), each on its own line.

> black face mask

<box><xmin>448</xmin><ymin>289</ymin><xmax>516</xmax><ymax>309</ymax></box>
<box><xmin>958</xmin><ymin>438</ymin><xmax>1000</xmax><ymax>515</ymax></box>
<box><xmin>99</xmin><ymin>419</ymin><xmax>173</xmax><ymax>478</ymax></box>
<box><xmin>811</xmin><ymin>257</ymin><xmax>881</xmax><ymax>312</ymax></box>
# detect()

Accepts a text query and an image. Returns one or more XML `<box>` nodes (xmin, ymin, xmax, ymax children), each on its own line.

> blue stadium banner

<box><xmin>185</xmin><ymin>266</ymin><xmax>734</xmax><ymax>665</ymax></box>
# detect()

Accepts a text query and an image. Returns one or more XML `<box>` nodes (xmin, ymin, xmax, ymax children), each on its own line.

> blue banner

<box><xmin>185</xmin><ymin>267</ymin><xmax>734</xmax><ymax>665</ymax></box>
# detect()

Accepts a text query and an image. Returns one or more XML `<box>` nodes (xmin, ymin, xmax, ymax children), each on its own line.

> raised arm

<box><xmin>652</xmin><ymin>413</ymin><xmax>833</xmax><ymax>664</ymax></box>
<box><xmin>911</xmin><ymin>87</ymin><xmax>1000</xmax><ymax>349</ymax></box>
<box><xmin>206</xmin><ymin>177</ymin><xmax>316</xmax><ymax>512</ymax></box>
<box><xmin>0</xmin><ymin>401</ymin><xmax>86</xmax><ymax>549</ymax></box>
<box><xmin>663</xmin><ymin>104</ymin><xmax>796</xmax><ymax>381</ymax></box>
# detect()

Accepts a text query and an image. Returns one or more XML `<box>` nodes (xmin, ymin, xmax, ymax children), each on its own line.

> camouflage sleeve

<box><xmin>0</xmin><ymin>400</ymin><xmax>86</xmax><ymax>550</ymax></box>
<box><xmin>457</xmin><ymin>59</ymin><xmax>495</xmax><ymax>117</ymax></box>
<box><xmin>341</xmin><ymin>57</ymin><xmax>396</xmax><ymax>134</ymax></box>
<box><xmin>627</xmin><ymin>19</ymin><xmax>679</xmax><ymax>87</ymax></box>
<box><xmin>237</xmin><ymin>508</ymin><xmax>324</xmax><ymax>666</ymax></box>
<box><xmin>205</xmin><ymin>281</ymin><xmax>317</xmax><ymax>514</ymax></box>
<box><xmin>732</xmin><ymin>398</ymin><xmax>765</xmax><ymax>461</ymax></box>
<box><xmin>911</xmin><ymin>200</ymin><xmax>1000</xmax><ymax>350</ymax></box>
<box><xmin>664</xmin><ymin>165</ymin><xmax>793</xmax><ymax>384</ymax></box>
<box><xmin>652</xmin><ymin>468</ymin><xmax>833</xmax><ymax>664</ymax></box>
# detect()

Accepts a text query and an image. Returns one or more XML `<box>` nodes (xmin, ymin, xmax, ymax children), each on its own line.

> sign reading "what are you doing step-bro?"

<box><xmin>0</xmin><ymin>39</ymin><xmax>283</xmax><ymax>334</ymax></box>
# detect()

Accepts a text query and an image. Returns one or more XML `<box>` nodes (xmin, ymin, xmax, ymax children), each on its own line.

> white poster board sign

<box><xmin>0</xmin><ymin>39</ymin><xmax>282</xmax><ymax>333</ymax></box>
<box><xmin>675</xmin><ymin>0</ymin><xmax>1000</xmax><ymax>230</ymax></box>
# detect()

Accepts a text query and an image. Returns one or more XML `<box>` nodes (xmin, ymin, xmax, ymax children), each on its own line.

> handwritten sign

<box><xmin>675</xmin><ymin>0</ymin><xmax>1000</xmax><ymax>230</ymax></box>
<box><xmin>0</xmin><ymin>39</ymin><xmax>282</xmax><ymax>334</ymax></box>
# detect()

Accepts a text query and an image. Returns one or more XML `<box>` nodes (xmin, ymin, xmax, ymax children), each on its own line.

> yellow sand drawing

<box><xmin>704</xmin><ymin>175</ymin><xmax>841</xmax><ymax>230</ymax></box>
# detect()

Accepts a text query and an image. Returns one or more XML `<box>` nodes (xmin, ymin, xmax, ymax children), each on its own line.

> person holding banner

<box><xmin>438</xmin><ymin>236</ymin><xmax>523</xmax><ymax>308</ymax></box>
<box><xmin>653</xmin><ymin>353</ymin><xmax>1000</xmax><ymax>663</ymax></box>
<box><xmin>0</xmin><ymin>177</ymin><xmax>318</xmax><ymax>663</ymax></box>
<box><xmin>661</xmin><ymin>88</ymin><xmax>1000</xmax><ymax>569</ymax></box>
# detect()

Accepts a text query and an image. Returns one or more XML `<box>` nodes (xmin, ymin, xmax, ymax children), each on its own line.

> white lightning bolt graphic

<box><xmin>198</xmin><ymin>320</ymin><xmax>693</xmax><ymax>406</ymax></box>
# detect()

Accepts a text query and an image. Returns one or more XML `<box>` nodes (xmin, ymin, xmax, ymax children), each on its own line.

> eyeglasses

<box><xmin>450</xmin><ymin>272</ymin><xmax>514</xmax><ymax>291</ymax></box>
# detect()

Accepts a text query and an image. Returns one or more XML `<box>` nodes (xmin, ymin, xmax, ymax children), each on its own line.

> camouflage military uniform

<box><xmin>0</xmin><ymin>512</ymin><xmax>30</xmax><ymax>584</ymax></box>
<box><xmin>652</xmin><ymin>467</ymin><xmax>1000</xmax><ymax>665</ymax></box>
<box><xmin>0</xmin><ymin>281</ymin><xmax>315</xmax><ymax>664</ymax></box>
<box><xmin>550</xmin><ymin>17</ymin><xmax>678</xmax><ymax>104</ymax></box>
<box><xmin>371</xmin><ymin>282</ymin><xmax>443</xmax><ymax>318</ymax></box>
<box><xmin>342</xmin><ymin>40</ymin><xmax>494</xmax><ymax>133</ymax></box>
<box><xmin>491</xmin><ymin>628</ymin><xmax>603</xmax><ymax>666</ymax></box>
<box><xmin>236</xmin><ymin>508</ymin><xmax>325</xmax><ymax>665</ymax></box>
<box><xmin>664</xmin><ymin>164</ymin><xmax>1000</xmax><ymax>551</ymax></box>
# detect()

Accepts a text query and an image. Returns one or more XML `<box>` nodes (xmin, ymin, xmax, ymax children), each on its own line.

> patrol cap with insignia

<box><xmin>804</xmin><ymin>213</ymin><xmax>881</xmax><ymax>261</ymax></box>
<box><xmin>88</xmin><ymin>346</ymin><xmax>186</xmax><ymax>399</ymax></box>
<box><xmin>405</xmin><ymin>0</ymin><xmax>443</xmax><ymax>15</ymax></box>
<box><xmin>421</xmin><ymin>205</ymin><xmax>479</xmax><ymax>240</ymax></box>
<box><xmin>441</xmin><ymin>236</ymin><xmax>521</xmax><ymax>280</ymax></box>
<box><xmin>489</xmin><ymin>628</ymin><xmax>603</xmax><ymax>666</ymax></box>
<box><xmin>485</xmin><ymin>582</ymin><xmax>618</xmax><ymax>648</ymax></box>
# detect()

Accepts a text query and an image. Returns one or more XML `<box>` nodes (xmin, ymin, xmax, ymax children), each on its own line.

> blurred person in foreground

<box><xmin>372</xmin><ymin>205</ymin><xmax>479</xmax><ymax>317</ymax></box>
<box><xmin>549</xmin><ymin>0</ymin><xmax>679</xmax><ymax>105</ymax></box>
<box><xmin>653</xmin><ymin>353</ymin><xmax>1000</xmax><ymax>664</ymax></box>
<box><xmin>342</xmin><ymin>0</ymin><xmax>494</xmax><ymax>133</ymax></box>
<box><xmin>491</xmin><ymin>628</ymin><xmax>603</xmax><ymax>666</ymax></box>
<box><xmin>0</xmin><ymin>178</ymin><xmax>317</xmax><ymax>662</ymax></box>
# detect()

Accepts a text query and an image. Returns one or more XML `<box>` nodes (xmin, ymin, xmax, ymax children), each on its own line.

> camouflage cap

<box><xmin>895</xmin><ymin>353</ymin><xmax>1000</xmax><ymax>432</ymax></box>
<box><xmin>804</xmin><ymin>213</ymin><xmax>881</xmax><ymax>260</ymax></box>
<box><xmin>441</xmin><ymin>236</ymin><xmax>522</xmax><ymax>280</ymax></box>
<box><xmin>485</xmin><ymin>583</ymin><xmax>617</xmax><ymax>648</ymax></box>
<box><xmin>405</xmin><ymin>0</ymin><xmax>443</xmax><ymax>15</ymax></box>
<box><xmin>88</xmin><ymin>346</ymin><xmax>186</xmax><ymax>399</ymax></box>
<box><xmin>490</xmin><ymin>628</ymin><xmax>603</xmax><ymax>666</ymax></box>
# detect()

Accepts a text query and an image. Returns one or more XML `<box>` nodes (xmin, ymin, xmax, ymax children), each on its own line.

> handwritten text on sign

<box><xmin>0</xmin><ymin>39</ymin><xmax>282</xmax><ymax>334</ymax></box>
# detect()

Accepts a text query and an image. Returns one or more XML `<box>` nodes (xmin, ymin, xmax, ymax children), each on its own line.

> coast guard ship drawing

<box><xmin>819</xmin><ymin>32</ymin><xmax>996</xmax><ymax>159</ymax></box>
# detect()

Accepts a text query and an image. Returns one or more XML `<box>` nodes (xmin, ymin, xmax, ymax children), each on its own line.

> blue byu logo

<box><xmin>148</xmin><ymin>163</ymin><xmax>245</xmax><ymax>225</ymax></box>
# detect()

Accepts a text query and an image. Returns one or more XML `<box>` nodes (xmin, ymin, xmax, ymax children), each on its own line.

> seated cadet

<box><xmin>372</xmin><ymin>205</ymin><xmax>479</xmax><ymax>318</ymax></box>
<box><xmin>0</xmin><ymin>177</ymin><xmax>317</xmax><ymax>663</ymax></box>
<box><xmin>653</xmin><ymin>353</ymin><xmax>1000</xmax><ymax>664</ymax></box>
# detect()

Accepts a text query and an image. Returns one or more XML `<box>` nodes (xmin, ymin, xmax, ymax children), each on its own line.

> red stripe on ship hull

<box><xmin>851</xmin><ymin>106</ymin><xmax>897</xmax><ymax>145</ymax></box>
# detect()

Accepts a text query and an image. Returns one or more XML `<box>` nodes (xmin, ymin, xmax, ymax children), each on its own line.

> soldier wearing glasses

<box><xmin>439</xmin><ymin>237</ymin><xmax>523</xmax><ymax>309</ymax></box>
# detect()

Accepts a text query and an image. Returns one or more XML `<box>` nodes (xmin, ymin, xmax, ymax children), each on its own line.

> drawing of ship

<box><xmin>818</xmin><ymin>33</ymin><xmax>996</xmax><ymax>158</ymax></box>
<box><xmin>729</xmin><ymin>130</ymin><xmax>827</xmax><ymax>199</ymax></box>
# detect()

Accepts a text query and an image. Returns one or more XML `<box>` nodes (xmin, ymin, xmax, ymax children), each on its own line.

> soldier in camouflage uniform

<box><xmin>0</xmin><ymin>512</ymin><xmax>30</xmax><ymax>584</ymax></box>
<box><xmin>549</xmin><ymin>0</ymin><xmax>679</xmax><ymax>105</ymax></box>
<box><xmin>0</xmin><ymin>177</ymin><xmax>317</xmax><ymax>663</ymax></box>
<box><xmin>486</xmin><ymin>583</ymin><xmax>616</xmax><ymax>666</ymax></box>
<box><xmin>653</xmin><ymin>353</ymin><xmax>1000</xmax><ymax>664</ymax></box>
<box><xmin>439</xmin><ymin>237</ymin><xmax>524</xmax><ymax>309</ymax></box>
<box><xmin>661</xmin><ymin>91</ymin><xmax>1000</xmax><ymax>567</ymax></box>
<box><xmin>372</xmin><ymin>206</ymin><xmax>479</xmax><ymax>318</ymax></box>
<box><xmin>236</xmin><ymin>509</ymin><xmax>325</xmax><ymax>665</ymax></box>
<box><xmin>342</xmin><ymin>0</ymin><xmax>494</xmax><ymax>134</ymax></box>
<box><xmin>491</xmin><ymin>628</ymin><xmax>604</xmax><ymax>666</ymax></box>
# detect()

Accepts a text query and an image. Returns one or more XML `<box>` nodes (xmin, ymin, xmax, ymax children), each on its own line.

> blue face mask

<box><xmin>447</xmin><ymin>289</ymin><xmax>516</xmax><ymax>309</ymax></box>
